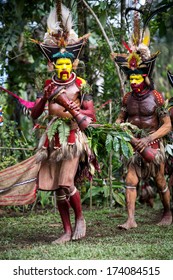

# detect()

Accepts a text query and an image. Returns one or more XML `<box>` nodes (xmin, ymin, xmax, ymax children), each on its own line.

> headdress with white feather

<box><xmin>44</xmin><ymin>3</ymin><xmax>78</xmax><ymax>46</ymax></box>
<box><xmin>32</xmin><ymin>1</ymin><xmax>90</xmax><ymax>69</ymax></box>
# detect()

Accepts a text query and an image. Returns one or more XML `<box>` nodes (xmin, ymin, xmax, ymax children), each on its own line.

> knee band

<box><xmin>69</xmin><ymin>186</ymin><xmax>77</xmax><ymax>197</ymax></box>
<box><xmin>125</xmin><ymin>185</ymin><xmax>136</xmax><ymax>189</ymax></box>
<box><xmin>160</xmin><ymin>185</ymin><xmax>168</xmax><ymax>194</ymax></box>
<box><xmin>57</xmin><ymin>194</ymin><xmax>66</xmax><ymax>201</ymax></box>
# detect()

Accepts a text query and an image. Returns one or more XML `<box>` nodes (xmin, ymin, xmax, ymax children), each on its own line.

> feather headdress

<box><xmin>44</xmin><ymin>4</ymin><xmax>78</xmax><ymax>46</ymax></box>
<box><xmin>2</xmin><ymin>2</ymin><xmax>90</xmax><ymax>117</ymax></box>
<box><xmin>113</xmin><ymin>2</ymin><xmax>173</xmax><ymax>78</ymax></box>
<box><xmin>32</xmin><ymin>1</ymin><xmax>90</xmax><ymax>68</ymax></box>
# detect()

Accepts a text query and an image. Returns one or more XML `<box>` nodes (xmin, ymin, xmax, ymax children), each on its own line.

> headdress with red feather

<box><xmin>113</xmin><ymin>2</ymin><xmax>173</xmax><ymax>78</ymax></box>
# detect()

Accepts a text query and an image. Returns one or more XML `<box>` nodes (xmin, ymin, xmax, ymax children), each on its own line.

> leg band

<box><xmin>160</xmin><ymin>185</ymin><xmax>169</xmax><ymax>194</ymax></box>
<box><xmin>69</xmin><ymin>187</ymin><xmax>77</xmax><ymax>197</ymax></box>
<box><xmin>125</xmin><ymin>185</ymin><xmax>136</xmax><ymax>189</ymax></box>
<box><xmin>57</xmin><ymin>195</ymin><xmax>66</xmax><ymax>201</ymax></box>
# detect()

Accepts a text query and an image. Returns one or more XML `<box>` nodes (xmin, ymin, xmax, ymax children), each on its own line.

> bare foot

<box><xmin>72</xmin><ymin>217</ymin><xmax>86</xmax><ymax>240</ymax></box>
<box><xmin>118</xmin><ymin>219</ymin><xmax>137</xmax><ymax>230</ymax></box>
<box><xmin>157</xmin><ymin>211</ymin><xmax>172</xmax><ymax>226</ymax></box>
<box><xmin>52</xmin><ymin>232</ymin><xmax>72</xmax><ymax>245</ymax></box>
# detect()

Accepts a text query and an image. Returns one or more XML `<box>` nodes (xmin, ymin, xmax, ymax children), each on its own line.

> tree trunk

<box><xmin>120</xmin><ymin>0</ymin><xmax>126</xmax><ymax>42</ymax></box>
<box><xmin>77</xmin><ymin>1</ymin><xmax>90</xmax><ymax>77</ymax></box>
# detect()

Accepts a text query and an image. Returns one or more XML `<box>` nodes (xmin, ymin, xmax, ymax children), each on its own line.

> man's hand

<box><xmin>133</xmin><ymin>136</ymin><xmax>152</xmax><ymax>153</ymax></box>
<box><xmin>68</xmin><ymin>100</ymin><xmax>80</xmax><ymax>112</ymax></box>
<box><xmin>43</xmin><ymin>83</ymin><xmax>54</xmax><ymax>101</ymax></box>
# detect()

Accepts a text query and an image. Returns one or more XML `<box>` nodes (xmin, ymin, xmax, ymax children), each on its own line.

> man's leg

<box><xmin>118</xmin><ymin>164</ymin><xmax>138</xmax><ymax>230</ymax></box>
<box><xmin>52</xmin><ymin>188</ymin><xmax>72</xmax><ymax>244</ymax></box>
<box><xmin>57</xmin><ymin>157</ymin><xmax>86</xmax><ymax>241</ymax></box>
<box><xmin>139</xmin><ymin>181</ymin><xmax>155</xmax><ymax>208</ymax></box>
<box><xmin>69</xmin><ymin>187</ymin><xmax>86</xmax><ymax>240</ymax></box>
<box><xmin>155</xmin><ymin>163</ymin><xmax>172</xmax><ymax>226</ymax></box>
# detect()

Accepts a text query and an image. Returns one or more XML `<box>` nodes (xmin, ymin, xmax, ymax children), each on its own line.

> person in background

<box><xmin>112</xmin><ymin>25</ymin><xmax>172</xmax><ymax>229</ymax></box>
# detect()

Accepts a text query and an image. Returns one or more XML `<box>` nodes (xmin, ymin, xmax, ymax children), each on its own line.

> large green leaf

<box><xmin>81</xmin><ymin>186</ymin><xmax>104</xmax><ymax>203</ymax></box>
<box><xmin>121</xmin><ymin>139</ymin><xmax>130</xmax><ymax>159</ymax></box>
<box><xmin>47</xmin><ymin>119</ymin><xmax>62</xmax><ymax>141</ymax></box>
<box><xmin>113</xmin><ymin>136</ymin><xmax>120</xmax><ymax>152</ymax></box>
<box><xmin>47</xmin><ymin>119</ymin><xmax>70</xmax><ymax>144</ymax></box>
<box><xmin>112</xmin><ymin>191</ymin><xmax>125</xmax><ymax>207</ymax></box>
<box><xmin>105</xmin><ymin>133</ymin><xmax>113</xmax><ymax>153</ymax></box>
<box><xmin>58</xmin><ymin>122</ymin><xmax>70</xmax><ymax>145</ymax></box>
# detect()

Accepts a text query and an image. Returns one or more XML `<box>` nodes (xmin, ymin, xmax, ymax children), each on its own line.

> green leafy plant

<box><xmin>80</xmin><ymin>83</ymin><xmax>92</xmax><ymax>99</ymax></box>
<box><xmin>81</xmin><ymin>179</ymin><xmax>125</xmax><ymax>207</ymax></box>
<box><xmin>47</xmin><ymin>118</ymin><xmax>70</xmax><ymax>144</ymax></box>
<box><xmin>82</xmin><ymin>122</ymin><xmax>143</xmax><ymax>207</ymax></box>
<box><xmin>0</xmin><ymin>119</ymin><xmax>35</xmax><ymax>169</ymax></box>
<box><xmin>85</xmin><ymin>122</ymin><xmax>141</xmax><ymax>160</ymax></box>
<box><xmin>36</xmin><ymin>191</ymin><xmax>54</xmax><ymax>209</ymax></box>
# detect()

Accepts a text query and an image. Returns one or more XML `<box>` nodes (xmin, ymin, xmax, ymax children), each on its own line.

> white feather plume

<box><xmin>44</xmin><ymin>4</ymin><xmax>78</xmax><ymax>45</ymax></box>
<box><xmin>61</xmin><ymin>4</ymin><xmax>73</xmax><ymax>33</ymax></box>
<box><xmin>47</xmin><ymin>7</ymin><xmax>60</xmax><ymax>34</ymax></box>
<box><xmin>47</xmin><ymin>4</ymin><xmax>73</xmax><ymax>35</ymax></box>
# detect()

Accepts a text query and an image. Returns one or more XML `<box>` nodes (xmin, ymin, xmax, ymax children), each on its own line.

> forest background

<box><xmin>1</xmin><ymin>0</ymin><xmax>173</xmax><ymax>209</ymax></box>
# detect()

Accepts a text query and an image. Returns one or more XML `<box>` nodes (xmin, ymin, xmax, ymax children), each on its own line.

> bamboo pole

<box><xmin>90</xmin><ymin>179</ymin><xmax>93</xmax><ymax>211</ymax></box>
<box><xmin>109</xmin><ymin>100</ymin><xmax>113</xmax><ymax>208</ymax></box>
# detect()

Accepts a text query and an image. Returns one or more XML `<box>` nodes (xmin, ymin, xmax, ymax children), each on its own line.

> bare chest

<box><xmin>48</xmin><ymin>82</ymin><xmax>80</xmax><ymax>118</ymax></box>
<box><xmin>127</xmin><ymin>95</ymin><xmax>157</xmax><ymax>117</ymax></box>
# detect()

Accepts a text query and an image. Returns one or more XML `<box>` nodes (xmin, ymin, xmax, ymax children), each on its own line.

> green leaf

<box><xmin>105</xmin><ymin>134</ymin><xmax>113</xmax><ymax>153</ymax></box>
<box><xmin>127</xmin><ymin>142</ymin><xmax>134</xmax><ymax>157</ymax></box>
<box><xmin>58</xmin><ymin>122</ymin><xmax>70</xmax><ymax>145</ymax></box>
<box><xmin>81</xmin><ymin>186</ymin><xmax>104</xmax><ymax>203</ymax></box>
<box><xmin>47</xmin><ymin>119</ymin><xmax>62</xmax><ymax>141</ymax></box>
<box><xmin>47</xmin><ymin>119</ymin><xmax>70</xmax><ymax>144</ymax></box>
<box><xmin>93</xmin><ymin>143</ymin><xmax>98</xmax><ymax>156</ymax></box>
<box><xmin>103</xmin><ymin>185</ymin><xmax>109</xmax><ymax>198</ymax></box>
<box><xmin>113</xmin><ymin>136</ymin><xmax>120</xmax><ymax>152</ymax></box>
<box><xmin>112</xmin><ymin>191</ymin><xmax>125</xmax><ymax>207</ymax></box>
<box><xmin>121</xmin><ymin>139</ymin><xmax>130</xmax><ymax>159</ymax></box>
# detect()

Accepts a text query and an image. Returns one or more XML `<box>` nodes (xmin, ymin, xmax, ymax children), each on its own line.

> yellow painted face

<box><xmin>129</xmin><ymin>74</ymin><xmax>144</xmax><ymax>85</ymax></box>
<box><xmin>54</xmin><ymin>58</ymin><xmax>73</xmax><ymax>80</ymax></box>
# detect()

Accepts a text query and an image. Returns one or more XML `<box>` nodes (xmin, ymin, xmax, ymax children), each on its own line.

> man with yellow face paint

<box><xmin>54</xmin><ymin>57</ymin><xmax>73</xmax><ymax>80</ymax></box>
<box><xmin>31</xmin><ymin>48</ymin><xmax>97</xmax><ymax>244</ymax></box>
<box><xmin>129</xmin><ymin>74</ymin><xmax>144</xmax><ymax>92</ymax></box>
<box><xmin>114</xmin><ymin>50</ymin><xmax>172</xmax><ymax>230</ymax></box>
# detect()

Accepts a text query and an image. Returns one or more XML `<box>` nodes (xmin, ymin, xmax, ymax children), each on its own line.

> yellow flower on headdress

<box><xmin>127</xmin><ymin>52</ymin><xmax>142</xmax><ymax>70</ymax></box>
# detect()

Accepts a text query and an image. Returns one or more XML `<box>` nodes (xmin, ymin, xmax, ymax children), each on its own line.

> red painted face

<box><xmin>129</xmin><ymin>74</ymin><xmax>146</xmax><ymax>93</ymax></box>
